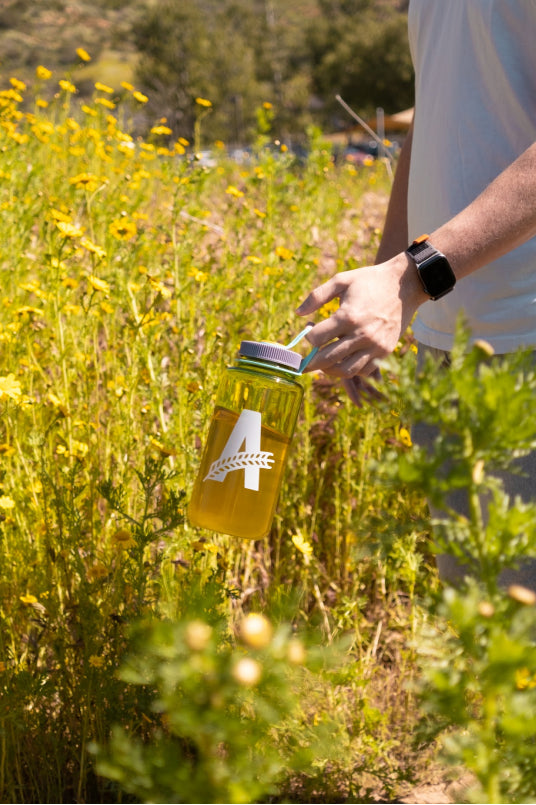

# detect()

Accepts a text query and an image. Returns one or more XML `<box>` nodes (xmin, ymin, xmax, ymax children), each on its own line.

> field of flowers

<box><xmin>3</xmin><ymin>62</ymin><xmax>536</xmax><ymax>805</ymax></box>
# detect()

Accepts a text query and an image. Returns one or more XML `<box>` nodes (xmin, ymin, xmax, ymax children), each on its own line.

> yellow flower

<box><xmin>86</xmin><ymin>562</ymin><xmax>108</xmax><ymax>582</ymax></box>
<box><xmin>56</xmin><ymin>221</ymin><xmax>84</xmax><ymax>238</ymax></box>
<box><xmin>69</xmin><ymin>172</ymin><xmax>105</xmax><ymax>191</ymax></box>
<box><xmin>70</xmin><ymin>440</ymin><xmax>89</xmax><ymax>459</ymax></box>
<box><xmin>133</xmin><ymin>90</ymin><xmax>148</xmax><ymax>103</ymax></box>
<box><xmin>263</xmin><ymin>101</ymin><xmax>273</xmax><ymax>109</ymax></box>
<box><xmin>398</xmin><ymin>426</ymin><xmax>412</xmax><ymax>448</ymax></box>
<box><xmin>10</xmin><ymin>77</ymin><xmax>26</xmax><ymax>92</ymax></box>
<box><xmin>81</xmin><ymin>238</ymin><xmax>106</xmax><ymax>259</ymax></box>
<box><xmin>36</xmin><ymin>65</ymin><xmax>52</xmax><ymax>80</ymax></box>
<box><xmin>88</xmin><ymin>655</ymin><xmax>105</xmax><ymax>669</ymax></box>
<box><xmin>88</xmin><ymin>275</ymin><xmax>110</xmax><ymax>294</ymax></box>
<box><xmin>275</xmin><ymin>246</ymin><xmax>294</xmax><ymax>260</ymax></box>
<box><xmin>76</xmin><ymin>48</ymin><xmax>91</xmax><ymax>62</ymax></box>
<box><xmin>20</xmin><ymin>593</ymin><xmax>38</xmax><ymax>605</ymax></box>
<box><xmin>59</xmin><ymin>79</ymin><xmax>77</xmax><ymax>94</ymax></box>
<box><xmin>515</xmin><ymin>667</ymin><xmax>536</xmax><ymax>690</ymax></box>
<box><xmin>147</xmin><ymin>275</ymin><xmax>172</xmax><ymax>299</ymax></box>
<box><xmin>0</xmin><ymin>495</ymin><xmax>15</xmax><ymax>509</ymax></box>
<box><xmin>226</xmin><ymin>185</ymin><xmax>244</xmax><ymax>198</ymax></box>
<box><xmin>111</xmin><ymin>529</ymin><xmax>136</xmax><ymax>551</ymax></box>
<box><xmin>150</xmin><ymin>124</ymin><xmax>172</xmax><ymax>136</ymax></box>
<box><xmin>0</xmin><ymin>374</ymin><xmax>22</xmax><ymax>401</ymax></box>
<box><xmin>195</xmin><ymin>97</ymin><xmax>212</xmax><ymax>107</ymax></box>
<box><xmin>81</xmin><ymin>104</ymin><xmax>97</xmax><ymax>117</ymax></box>
<box><xmin>94</xmin><ymin>81</ymin><xmax>114</xmax><ymax>94</ymax></box>
<box><xmin>109</xmin><ymin>218</ymin><xmax>137</xmax><ymax>240</ymax></box>
<box><xmin>292</xmin><ymin>533</ymin><xmax>313</xmax><ymax>558</ymax></box>
<box><xmin>96</xmin><ymin>97</ymin><xmax>116</xmax><ymax>110</ymax></box>
<box><xmin>121</xmin><ymin>81</ymin><xmax>134</xmax><ymax>91</ymax></box>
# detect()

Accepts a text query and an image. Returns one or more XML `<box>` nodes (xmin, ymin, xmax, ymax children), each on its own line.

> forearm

<box><xmin>427</xmin><ymin>141</ymin><xmax>536</xmax><ymax>280</ymax></box>
<box><xmin>374</xmin><ymin>122</ymin><xmax>413</xmax><ymax>264</ymax></box>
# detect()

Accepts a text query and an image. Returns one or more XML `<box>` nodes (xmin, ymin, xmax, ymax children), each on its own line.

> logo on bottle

<box><xmin>203</xmin><ymin>409</ymin><xmax>274</xmax><ymax>491</ymax></box>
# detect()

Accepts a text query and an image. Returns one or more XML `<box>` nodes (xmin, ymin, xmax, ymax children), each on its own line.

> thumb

<box><xmin>296</xmin><ymin>276</ymin><xmax>339</xmax><ymax>316</ymax></box>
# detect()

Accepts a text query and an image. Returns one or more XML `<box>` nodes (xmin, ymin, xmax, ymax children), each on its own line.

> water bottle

<box><xmin>188</xmin><ymin>336</ymin><xmax>314</xmax><ymax>540</ymax></box>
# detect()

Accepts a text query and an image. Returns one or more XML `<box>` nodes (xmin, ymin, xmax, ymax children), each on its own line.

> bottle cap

<box><xmin>239</xmin><ymin>340</ymin><xmax>302</xmax><ymax>371</ymax></box>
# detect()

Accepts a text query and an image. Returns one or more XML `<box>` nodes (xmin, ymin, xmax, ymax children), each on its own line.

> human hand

<box><xmin>295</xmin><ymin>255</ymin><xmax>425</xmax><ymax>378</ymax></box>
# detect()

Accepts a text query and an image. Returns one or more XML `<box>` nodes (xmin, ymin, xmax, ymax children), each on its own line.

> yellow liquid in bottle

<box><xmin>188</xmin><ymin>407</ymin><xmax>290</xmax><ymax>539</ymax></box>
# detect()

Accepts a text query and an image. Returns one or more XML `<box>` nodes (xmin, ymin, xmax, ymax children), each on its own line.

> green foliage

<box><xmin>374</xmin><ymin>324</ymin><xmax>536</xmax><ymax>803</ymax></box>
<box><xmin>376</xmin><ymin>323</ymin><xmax>536</xmax><ymax>595</ymax></box>
<box><xmin>91</xmin><ymin>616</ymin><xmax>347</xmax><ymax>804</ymax></box>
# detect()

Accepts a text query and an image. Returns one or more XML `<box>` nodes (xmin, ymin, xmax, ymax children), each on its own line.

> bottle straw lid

<box><xmin>239</xmin><ymin>340</ymin><xmax>302</xmax><ymax>371</ymax></box>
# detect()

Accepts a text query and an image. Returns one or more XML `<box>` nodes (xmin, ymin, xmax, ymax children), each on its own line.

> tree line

<box><xmin>133</xmin><ymin>0</ymin><xmax>413</xmax><ymax>145</ymax></box>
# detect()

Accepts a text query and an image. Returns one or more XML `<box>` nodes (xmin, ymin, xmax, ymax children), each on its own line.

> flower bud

<box><xmin>239</xmin><ymin>613</ymin><xmax>273</xmax><ymax>649</ymax></box>
<box><xmin>232</xmin><ymin>657</ymin><xmax>262</xmax><ymax>686</ymax></box>
<box><xmin>184</xmin><ymin>620</ymin><xmax>212</xmax><ymax>651</ymax></box>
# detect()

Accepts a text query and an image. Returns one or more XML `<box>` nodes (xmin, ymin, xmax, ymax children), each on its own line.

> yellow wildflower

<box><xmin>0</xmin><ymin>374</ymin><xmax>22</xmax><ymax>401</ymax></box>
<box><xmin>36</xmin><ymin>65</ymin><xmax>52</xmax><ymax>80</ymax></box>
<box><xmin>121</xmin><ymin>81</ymin><xmax>134</xmax><ymax>91</ymax></box>
<box><xmin>150</xmin><ymin>124</ymin><xmax>172</xmax><ymax>136</ymax></box>
<box><xmin>10</xmin><ymin>78</ymin><xmax>26</xmax><ymax>92</ymax></box>
<box><xmin>111</xmin><ymin>529</ymin><xmax>136</xmax><ymax>551</ymax></box>
<box><xmin>94</xmin><ymin>81</ymin><xmax>114</xmax><ymax>94</ymax></box>
<box><xmin>226</xmin><ymin>185</ymin><xmax>244</xmax><ymax>198</ymax></box>
<box><xmin>81</xmin><ymin>238</ymin><xmax>106</xmax><ymax>259</ymax></box>
<box><xmin>515</xmin><ymin>667</ymin><xmax>536</xmax><ymax>690</ymax></box>
<box><xmin>20</xmin><ymin>593</ymin><xmax>38</xmax><ymax>605</ymax></box>
<box><xmin>59</xmin><ymin>79</ymin><xmax>77</xmax><ymax>94</ymax></box>
<box><xmin>76</xmin><ymin>48</ymin><xmax>91</xmax><ymax>62</ymax></box>
<box><xmin>195</xmin><ymin>97</ymin><xmax>212</xmax><ymax>107</ymax></box>
<box><xmin>292</xmin><ymin>533</ymin><xmax>313</xmax><ymax>558</ymax></box>
<box><xmin>56</xmin><ymin>221</ymin><xmax>84</xmax><ymax>238</ymax></box>
<box><xmin>96</xmin><ymin>97</ymin><xmax>116</xmax><ymax>110</ymax></box>
<box><xmin>398</xmin><ymin>426</ymin><xmax>412</xmax><ymax>448</ymax></box>
<box><xmin>69</xmin><ymin>172</ymin><xmax>105</xmax><ymax>191</ymax></box>
<box><xmin>82</xmin><ymin>104</ymin><xmax>97</xmax><ymax>117</ymax></box>
<box><xmin>109</xmin><ymin>218</ymin><xmax>137</xmax><ymax>240</ymax></box>
<box><xmin>133</xmin><ymin>90</ymin><xmax>148</xmax><ymax>103</ymax></box>
<box><xmin>88</xmin><ymin>275</ymin><xmax>110</xmax><ymax>294</ymax></box>
<box><xmin>0</xmin><ymin>495</ymin><xmax>15</xmax><ymax>509</ymax></box>
<box><xmin>147</xmin><ymin>275</ymin><xmax>172</xmax><ymax>299</ymax></box>
<box><xmin>88</xmin><ymin>655</ymin><xmax>105</xmax><ymax>668</ymax></box>
<box><xmin>275</xmin><ymin>246</ymin><xmax>294</xmax><ymax>260</ymax></box>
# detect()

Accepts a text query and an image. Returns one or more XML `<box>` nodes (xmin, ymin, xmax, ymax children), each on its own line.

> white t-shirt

<box><xmin>408</xmin><ymin>0</ymin><xmax>536</xmax><ymax>353</ymax></box>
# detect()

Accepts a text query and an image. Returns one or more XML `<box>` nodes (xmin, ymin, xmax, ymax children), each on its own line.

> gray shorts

<box><xmin>411</xmin><ymin>345</ymin><xmax>536</xmax><ymax>592</ymax></box>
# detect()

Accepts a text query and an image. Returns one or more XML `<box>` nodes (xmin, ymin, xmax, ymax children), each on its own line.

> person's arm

<box><xmin>374</xmin><ymin>119</ymin><xmax>413</xmax><ymax>264</ymax></box>
<box><xmin>297</xmin><ymin>139</ymin><xmax>536</xmax><ymax>379</ymax></box>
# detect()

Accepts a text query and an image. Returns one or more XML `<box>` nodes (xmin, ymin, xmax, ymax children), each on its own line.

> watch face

<box><xmin>419</xmin><ymin>255</ymin><xmax>456</xmax><ymax>300</ymax></box>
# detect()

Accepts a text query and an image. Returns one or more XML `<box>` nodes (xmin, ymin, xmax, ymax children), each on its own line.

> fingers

<box><xmin>308</xmin><ymin>348</ymin><xmax>379</xmax><ymax>378</ymax></box>
<box><xmin>295</xmin><ymin>275</ymin><xmax>342</xmax><ymax>316</ymax></box>
<box><xmin>342</xmin><ymin>372</ymin><xmax>382</xmax><ymax>407</ymax></box>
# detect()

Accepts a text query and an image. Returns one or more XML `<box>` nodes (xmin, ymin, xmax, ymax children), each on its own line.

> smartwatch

<box><xmin>406</xmin><ymin>234</ymin><xmax>456</xmax><ymax>300</ymax></box>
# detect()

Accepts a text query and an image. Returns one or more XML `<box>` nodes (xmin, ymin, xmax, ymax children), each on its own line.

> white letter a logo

<box><xmin>203</xmin><ymin>409</ymin><xmax>274</xmax><ymax>491</ymax></box>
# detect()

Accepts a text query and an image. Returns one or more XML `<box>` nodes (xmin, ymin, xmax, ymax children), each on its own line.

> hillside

<box><xmin>0</xmin><ymin>0</ymin><xmax>142</xmax><ymax>92</ymax></box>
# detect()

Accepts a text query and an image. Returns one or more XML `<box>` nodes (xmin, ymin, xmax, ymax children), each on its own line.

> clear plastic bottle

<box><xmin>188</xmin><ymin>340</ymin><xmax>305</xmax><ymax>539</ymax></box>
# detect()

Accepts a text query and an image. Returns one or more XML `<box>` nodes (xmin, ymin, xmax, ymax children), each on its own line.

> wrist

<box><xmin>386</xmin><ymin>251</ymin><xmax>430</xmax><ymax>307</ymax></box>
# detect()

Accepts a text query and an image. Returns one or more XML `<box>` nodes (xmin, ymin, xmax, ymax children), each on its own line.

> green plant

<box><xmin>91</xmin><ymin>614</ymin><xmax>345</xmax><ymax>804</ymax></box>
<box><xmin>374</xmin><ymin>323</ymin><xmax>536</xmax><ymax>802</ymax></box>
